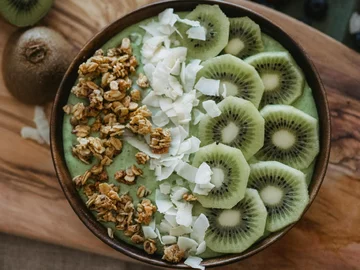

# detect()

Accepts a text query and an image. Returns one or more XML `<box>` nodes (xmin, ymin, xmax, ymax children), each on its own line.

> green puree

<box><xmin>63</xmin><ymin>14</ymin><xmax>319</xmax><ymax>259</ymax></box>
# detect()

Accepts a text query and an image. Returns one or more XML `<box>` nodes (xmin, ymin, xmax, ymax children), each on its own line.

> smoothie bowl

<box><xmin>51</xmin><ymin>0</ymin><xmax>330</xmax><ymax>268</ymax></box>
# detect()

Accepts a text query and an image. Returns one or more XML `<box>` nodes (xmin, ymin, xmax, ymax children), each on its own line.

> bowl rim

<box><xmin>51</xmin><ymin>0</ymin><xmax>331</xmax><ymax>268</ymax></box>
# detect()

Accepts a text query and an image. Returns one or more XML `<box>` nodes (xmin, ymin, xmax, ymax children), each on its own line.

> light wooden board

<box><xmin>0</xmin><ymin>0</ymin><xmax>359</xmax><ymax>269</ymax></box>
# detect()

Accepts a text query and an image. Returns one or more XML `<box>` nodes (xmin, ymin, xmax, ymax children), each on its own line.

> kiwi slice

<box><xmin>192</xmin><ymin>143</ymin><xmax>250</xmax><ymax>209</ymax></box>
<box><xmin>196</xmin><ymin>54</ymin><xmax>264</xmax><ymax>107</ymax></box>
<box><xmin>256</xmin><ymin>105</ymin><xmax>319</xmax><ymax>170</ymax></box>
<box><xmin>204</xmin><ymin>188</ymin><xmax>267</xmax><ymax>253</ymax></box>
<box><xmin>199</xmin><ymin>96</ymin><xmax>264</xmax><ymax>160</ymax></box>
<box><xmin>248</xmin><ymin>161</ymin><xmax>309</xmax><ymax>232</ymax></box>
<box><xmin>224</xmin><ymin>17</ymin><xmax>264</xmax><ymax>58</ymax></box>
<box><xmin>177</xmin><ymin>5</ymin><xmax>229</xmax><ymax>60</ymax></box>
<box><xmin>0</xmin><ymin>0</ymin><xmax>54</xmax><ymax>27</ymax></box>
<box><xmin>245</xmin><ymin>52</ymin><xmax>304</xmax><ymax>107</ymax></box>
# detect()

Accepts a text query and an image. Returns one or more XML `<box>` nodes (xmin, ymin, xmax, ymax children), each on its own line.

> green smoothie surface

<box><xmin>63</xmin><ymin>12</ymin><xmax>319</xmax><ymax>259</ymax></box>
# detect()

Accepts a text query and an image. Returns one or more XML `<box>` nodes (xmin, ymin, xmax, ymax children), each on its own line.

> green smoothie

<box><xmin>63</xmin><ymin>12</ymin><xmax>319</xmax><ymax>259</ymax></box>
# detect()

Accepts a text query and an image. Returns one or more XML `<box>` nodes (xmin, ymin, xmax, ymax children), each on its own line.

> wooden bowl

<box><xmin>51</xmin><ymin>0</ymin><xmax>331</xmax><ymax>268</ymax></box>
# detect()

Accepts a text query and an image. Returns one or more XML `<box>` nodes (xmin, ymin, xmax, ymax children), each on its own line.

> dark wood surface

<box><xmin>0</xmin><ymin>0</ymin><xmax>359</xmax><ymax>269</ymax></box>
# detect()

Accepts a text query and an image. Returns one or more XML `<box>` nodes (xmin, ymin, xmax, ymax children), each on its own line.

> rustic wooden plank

<box><xmin>0</xmin><ymin>0</ymin><xmax>359</xmax><ymax>269</ymax></box>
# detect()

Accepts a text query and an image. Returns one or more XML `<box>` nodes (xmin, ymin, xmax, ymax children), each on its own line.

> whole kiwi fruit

<box><xmin>2</xmin><ymin>26</ymin><xmax>75</xmax><ymax>105</ymax></box>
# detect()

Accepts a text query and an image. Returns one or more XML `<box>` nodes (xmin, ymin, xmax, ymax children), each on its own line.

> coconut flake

<box><xmin>350</xmin><ymin>12</ymin><xmax>360</xmax><ymax>34</ymax></box>
<box><xmin>176</xmin><ymin>201</ymin><xmax>193</xmax><ymax>227</ymax></box>
<box><xmin>164</xmin><ymin>213</ymin><xmax>178</xmax><ymax>227</ymax></box>
<box><xmin>171</xmin><ymin>187</ymin><xmax>189</xmax><ymax>201</ymax></box>
<box><xmin>159</xmin><ymin>219</ymin><xmax>173</xmax><ymax>233</ymax></box>
<box><xmin>191</xmin><ymin>214</ymin><xmax>210</xmax><ymax>243</ymax></box>
<box><xmin>125</xmin><ymin>136</ymin><xmax>160</xmax><ymax>159</ymax></box>
<box><xmin>143</xmin><ymin>63</ymin><xmax>156</xmax><ymax>82</ymax></box>
<box><xmin>175</xmin><ymin>160</ymin><xmax>198</xmax><ymax>183</ymax></box>
<box><xmin>203</xmin><ymin>100</ymin><xmax>221</xmax><ymax>118</ymax></box>
<box><xmin>140</xmin><ymin>21</ymin><xmax>162</xmax><ymax>37</ymax></box>
<box><xmin>181</xmin><ymin>60</ymin><xmax>203</xmax><ymax>92</ymax></box>
<box><xmin>155</xmin><ymin>228</ymin><xmax>164</xmax><ymax>245</ymax></box>
<box><xmin>170</xmin><ymin>225</ymin><xmax>193</xmax><ymax>236</ymax></box>
<box><xmin>159</xmin><ymin>8</ymin><xmax>178</xmax><ymax>27</ymax></box>
<box><xmin>195</xmin><ymin>162</ymin><xmax>213</xmax><ymax>185</ymax></box>
<box><xmin>107</xmin><ymin>227</ymin><xmax>114</xmax><ymax>239</ymax></box>
<box><xmin>156</xmin><ymin>161</ymin><xmax>178</xmax><ymax>181</ymax></box>
<box><xmin>193</xmin><ymin>109</ymin><xmax>205</xmax><ymax>125</ymax></box>
<box><xmin>195</xmin><ymin>77</ymin><xmax>220</xmax><ymax>96</ymax></box>
<box><xmin>162</xmin><ymin>235</ymin><xmax>177</xmax><ymax>245</ymax></box>
<box><xmin>142</xmin><ymin>226</ymin><xmax>158</xmax><ymax>239</ymax></box>
<box><xmin>142</xmin><ymin>91</ymin><xmax>160</xmax><ymax>107</ymax></box>
<box><xmin>170</xmin><ymin>59</ymin><xmax>182</xmax><ymax>75</ymax></box>
<box><xmin>159</xmin><ymin>183</ymin><xmax>171</xmax><ymax>195</ymax></box>
<box><xmin>169</xmin><ymin>127</ymin><xmax>182</xmax><ymax>156</ymax></box>
<box><xmin>152</xmin><ymin>110</ymin><xmax>169</xmax><ymax>127</ymax></box>
<box><xmin>141</xmin><ymin>36</ymin><xmax>166</xmax><ymax>59</ymax></box>
<box><xmin>193</xmin><ymin>182</ymin><xmax>215</xmax><ymax>196</ymax></box>
<box><xmin>21</xmin><ymin>127</ymin><xmax>45</xmax><ymax>144</ymax></box>
<box><xmin>34</xmin><ymin>106</ymin><xmax>50</xmax><ymax>144</ymax></box>
<box><xmin>195</xmin><ymin>241</ymin><xmax>206</xmax><ymax>255</ymax></box>
<box><xmin>186</xmin><ymin>26</ymin><xmax>206</xmax><ymax>41</ymax></box>
<box><xmin>178</xmin><ymin>237</ymin><xmax>198</xmax><ymax>251</ymax></box>
<box><xmin>177</xmin><ymin>17</ymin><xmax>201</xmax><ymax>27</ymax></box>
<box><xmin>184</xmin><ymin>256</ymin><xmax>204</xmax><ymax>270</ymax></box>
<box><xmin>169</xmin><ymin>75</ymin><xmax>184</xmax><ymax>97</ymax></box>
<box><xmin>156</xmin><ymin>189</ymin><xmax>173</xmax><ymax>213</ymax></box>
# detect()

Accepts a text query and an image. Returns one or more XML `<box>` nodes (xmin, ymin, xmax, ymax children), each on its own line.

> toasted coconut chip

<box><xmin>186</xmin><ymin>26</ymin><xmax>207</xmax><ymax>41</ymax></box>
<box><xmin>184</xmin><ymin>256</ymin><xmax>204</xmax><ymax>270</ymax></box>
<box><xmin>21</xmin><ymin>127</ymin><xmax>45</xmax><ymax>144</ymax></box>
<box><xmin>202</xmin><ymin>100</ymin><xmax>221</xmax><ymax>118</ymax></box>
<box><xmin>195</xmin><ymin>77</ymin><xmax>220</xmax><ymax>96</ymax></box>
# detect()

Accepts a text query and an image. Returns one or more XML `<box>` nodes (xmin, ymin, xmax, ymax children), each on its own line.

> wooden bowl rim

<box><xmin>51</xmin><ymin>0</ymin><xmax>331</xmax><ymax>268</ymax></box>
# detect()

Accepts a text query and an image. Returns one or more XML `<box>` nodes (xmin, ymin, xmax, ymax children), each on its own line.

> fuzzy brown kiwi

<box><xmin>2</xmin><ymin>26</ymin><xmax>75</xmax><ymax>105</ymax></box>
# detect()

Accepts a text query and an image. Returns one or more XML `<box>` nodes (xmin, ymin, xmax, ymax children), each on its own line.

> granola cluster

<box><xmin>84</xmin><ymin>182</ymin><xmax>157</xmax><ymax>246</ymax></box>
<box><xmin>64</xmin><ymin>37</ymin><xmax>178</xmax><ymax>262</ymax></box>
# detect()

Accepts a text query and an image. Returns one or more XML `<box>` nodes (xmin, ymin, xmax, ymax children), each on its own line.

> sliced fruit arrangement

<box><xmin>0</xmin><ymin>0</ymin><xmax>54</xmax><ymax>27</ymax></box>
<box><xmin>245</xmin><ymin>52</ymin><xmax>304</xmax><ymax>108</ymax></box>
<box><xmin>199</xmin><ymin>96</ymin><xmax>264</xmax><ymax>160</ymax></box>
<box><xmin>192</xmin><ymin>143</ymin><xmax>250</xmax><ymax>209</ymax></box>
<box><xmin>204</xmin><ymin>189</ymin><xmax>267</xmax><ymax>253</ymax></box>
<box><xmin>177</xmin><ymin>4</ymin><xmax>230</xmax><ymax>60</ymax></box>
<box><xmin>224</xmin><ymin>17</ymin><xmax>264</xmax><ymax>58</ymax></box>
<box><xmin>196</xmin><ymin>54</ymin><xmax>265</xmax><ymax>107</ymax></box>
<box><xmin>248</xmin><ymin>161</ymin><xmax>309</xmax><ymax>232</ymax></box>
<box><xmin>256</xmin><ymin>105</ymin><xmax>319</xmax><ymax>170</ymax></box>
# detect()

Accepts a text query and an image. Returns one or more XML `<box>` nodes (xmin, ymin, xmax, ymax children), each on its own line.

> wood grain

<box><xmin>0</xmin><ymin>0</ymin><xmax>359</xmax><ymax>269</ymax></box>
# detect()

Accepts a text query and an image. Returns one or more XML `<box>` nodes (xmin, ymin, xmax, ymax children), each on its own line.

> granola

<box><xmin>114</xmin><ymin>165</ymin><xmax>143</xmax><ymax>185</ymax></box>
<box><xmin>162</xmin><ymin>244</ymin><xmax>185</xmax><ymax>263</ymax></box>
<box><xmin>135</xmin><ymin>152</ymin><xmax>149</xmax><ymax>165</ymax></box>
<box><xmin>149</xmin><ymin>128</ymin><xmax>171</xmax><ymax>154</ymax></box>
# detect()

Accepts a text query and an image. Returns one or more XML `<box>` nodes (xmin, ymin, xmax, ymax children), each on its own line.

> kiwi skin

<box><xmin>2</xmin><ymin>27</ymin><xmax>75</xmax><ymax>105</ymax></box>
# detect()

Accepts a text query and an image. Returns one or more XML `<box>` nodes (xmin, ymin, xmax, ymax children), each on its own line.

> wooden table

<box><xmin>0</xmin><ymin>0</ymin><xmax>359</xmax><ymax>269</ymax></box>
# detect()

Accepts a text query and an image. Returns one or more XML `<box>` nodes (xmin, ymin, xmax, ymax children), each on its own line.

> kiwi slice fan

<box><xmin>176</xmin><ymin>4</ymin><xmax>320</xmax><ymax>254</ymax></box>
